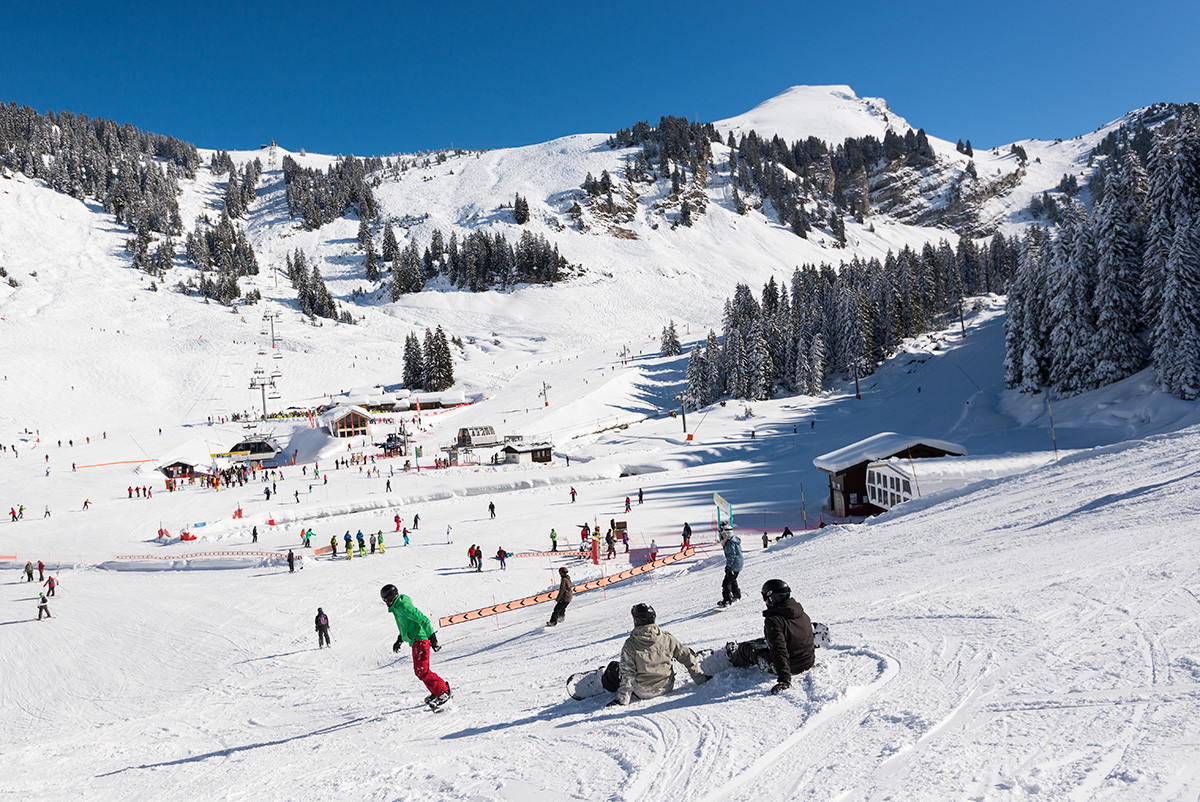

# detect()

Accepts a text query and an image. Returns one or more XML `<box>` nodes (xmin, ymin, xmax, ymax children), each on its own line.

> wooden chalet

<box><xmin>813</xmin><ymin>432</ymin><xmax>966</xmax><ymax>517</ymax></box>
<box><xmin>322</xmin><ymin>405</ymin><xmax>375</xmax><ymax>439</ymax></box>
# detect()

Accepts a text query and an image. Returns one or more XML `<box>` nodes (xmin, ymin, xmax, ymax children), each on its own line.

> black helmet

<box><xmin>631</xmin><ymin>603</ymin><xmax>656</xmax><ymax>626</ymax></box>
<box><xmin>380</xmin><ymin>584</ymin><xmax>399</xmax><ymax>606</ymax></box>
<box><xmin>559</xmin><ymin>567</ymin><xmax>569</xmax><ymax>575</ymax></box>
<box><xmin>761</xmin><ymin>579</ymin><xmax>791</xmax><ymax>606</ymax></box>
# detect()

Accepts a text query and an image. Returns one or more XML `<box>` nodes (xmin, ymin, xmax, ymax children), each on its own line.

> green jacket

<box><xmin>388</xmin><ymin>594</ymin><xmax>434</xmax><ymax>645</ymax></box>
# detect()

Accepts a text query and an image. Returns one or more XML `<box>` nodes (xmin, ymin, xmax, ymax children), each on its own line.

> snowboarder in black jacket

<box><xmin>761</xmin><ymin>579</ymin><xmax>815</xmax><ymax>694</ymax></box>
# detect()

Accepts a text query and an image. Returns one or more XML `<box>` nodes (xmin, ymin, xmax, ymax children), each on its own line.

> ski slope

<box><xmin>3</xmin><ymin>288</ymin><xmax>1200</xmax><ymax>799</ymax></box>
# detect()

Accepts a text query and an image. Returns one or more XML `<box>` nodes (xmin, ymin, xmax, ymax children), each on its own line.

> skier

<box><xmin>648</xmin><ymin>539</ymin><xmax>658</xmax><ymax>562</ymax></box>
<box><xmin>569</xmin><ymin>487</ymin><xmax>576</xmax><ymax>503</ymax></box>
<box><xmin>759</xmin><ymin>579</ymin><xmax>815</xmax><ymax>694</ymax></box>
<box><xmin>546</xmin><ymin>567</ymin><xmax>573</xmax><ymax>627</ymax></box>
<box><xmin>446</xmin><ymin>524</ymin><xmax>453</xmax><ymax>544</ymax></box>
<box><xmin>624</xmin><ymin>496</ymin><xmax>631</xmax><ymax>512</ymax></box>
<box><xmin>467</xmin><ymin>544</ymin><xmax>476</xmax><ymax>569</ymax></box>
<box><xmin>24</xmin><ymin>561</ymin><xmax>34</xmax><ymax>582</ymax></box>
<box><xmin>294</xmin><ymin>490</ymin><xmax>300</xmax><ymax>504</ymax></box>
<box><xmin>36</xmin><ymin>560</ymin><xmax>44</xmax><ymax>581</ymax></box>
<box><xmin>315</xmin><ymin>608</ymin><xmax>331</xmax><ymax>648</ymax></box>
<box><xmin>605</xmin><ymin>529</ymin><xmax>616</xmax><ymax>560</ymax></box>
<box><xmin>763</xmin><ymin>532</ymin><xmax>769</xmax><ymax>549</ymax></box>
<box><xmin>638</xmin><ymin>488</ymin><xmax>643</xmax><ymax>504</ymax></box>
<box><xmin>9</xmin><ymin>508</ymin><xmax>16</xmax><ymax>522</ymax></box>
<box><xmin>717</xmin><ymin>526</ymin><xmax>743</xmax><ymax>607</ymax></box>
<box><xmin>782</xmin><ymin>526</ymin><xmax>794</xmax><ymax>538</ymax></box>
<box><xmin>264</xmin><ymin>487</ymin><xmax>271</xmax><ymax>501</ymax></box>
<box><xmin>43</xmin><ymin>505</ymin><xmax>50</xmax><ymax>518</ymax></box>
<box><xmin>37</xmin><ymin>592</ymin><xmax>51</xmax><ymax>620</ymax></box>
<box><xmin>622</xmin><ymin>530</ymin><xmax>629</xmax><ymax>554</ymax></box>
<box><xmin>496</xmin><ymin>546</ymin><xmax>507</xmax><ymax>570</ymax></box>
<box><xmin>344</xmin><ymin>531</ymin><xmax>353</xmax><ymax>555</ymax></box>
<box><xmin>682</xmin><ymin>522</ymin><xmax>692</xmax><ymax>549</ymax></box>
<box><xmin>378</xmin><ymin>531</ymin><xmax>386</xmax><ymax>553</ymax></box>
<box><xmin>604</xmin><ymin>604</ymin><xmax>709</xmax><ymax>707</ymax></box>
<box><xmin>395</xmin><ymin>514</ymin><xmax>401</xmax><ymax>531</ymax></box>
<box><xmin>413</xmin><ymin>513</ymin><xmax>419</xmax><ymax>529</ymax></box>
<box><xmin>357</xmin><ymin>531</ymin><xmax>366</xmax><ymax>556</ymax></box>
<box><xmin>550</xmin><ymin>528</ymin><xmax>558</xmax><ymax>552</ymax></box>
<box><xmin>287</xmin><ymin>549</ymin><xmax>295</xmax><ymax>573</ymax></box>
<box><xmin>386</xmin><ymin>479</ymin><xmax>392</xmax><ymax>493</ymax></box>
<box><xmin>488</xmin><ymin>501</ymin><xmax>495</xmax><ymax>519</ymax></box>
<box><xmin>370</xmin><ymin>532</ymin><xmax>377</xmax><ymax>554</ymax></box>
<box><xmin>330</xmin><ymin>536</ymin><xmax>338</xmax><ymax>558</ymax></box>
<box><xmin>43</xmin><ymin>575</ymin><xmax>58</xmax><ymax>597</ymax></box>
<box><xmin>403</xmin><ymin>529</ymin><xmax>410</xmax><ymax>547</ymax></box>
<box><xmin>381</xmin><ymin>584</ymin><xmax>451</xmax><ymax>710</ymax></box>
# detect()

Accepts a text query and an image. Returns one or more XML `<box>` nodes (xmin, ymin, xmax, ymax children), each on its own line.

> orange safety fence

<box><xmin>438</xmin><ymin>547</ymin><xmax>694</xmax><ymax>627</ymax></box>
<box><xmin>114</xmin><ymin>551</ymin><xmax>296</xmax><ymax>560</ymax></box>
<box><xmin>75</xmin><ymin>459</ymin><xmax>160</xmax><ymax>469</ymax></box>
<box><xmin>510</xmin><ymin>549</ymin><xmax>589</xmax><ymax>559</ymax></box>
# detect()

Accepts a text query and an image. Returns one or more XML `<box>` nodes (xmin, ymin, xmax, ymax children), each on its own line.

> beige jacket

<box><xmin>617</xmin><ymin>624</ymin><xmax>706</xmax><ymax>705</ymax></box>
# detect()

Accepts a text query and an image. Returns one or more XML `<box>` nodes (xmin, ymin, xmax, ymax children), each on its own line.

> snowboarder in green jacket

<box><xmin>381</xmin><ymin>584</ymin><xmax>450</xmax><ymax>709</ymax></box>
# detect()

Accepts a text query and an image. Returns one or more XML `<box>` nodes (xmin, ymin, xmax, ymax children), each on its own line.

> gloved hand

<box><xmin>770</xmin><ymin>682</ymin><xmax>790</xmax><ymax>695</ymax></box>
<box><xmin>392</xmin><ymin>636</ymin><xmax>404</xmax><ymax>653</ymax></box>
<box><xmin>429</xmin><ymin>632</ymin><xmax>442</xmax><ymax>652</ymax></box>
<box><xmin>606</xmin><ymin>699</ymin><xmax>624</xmax><ymax>708</ymax></box>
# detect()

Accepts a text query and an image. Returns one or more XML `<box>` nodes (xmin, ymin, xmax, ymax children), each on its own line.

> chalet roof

<box><xmin>813</xmin><ymin>432</ymin><xmax>967</xmax><ymax>474</ymax></box>
<box><xmin>320</xmin><ymin>405</ymin><xmax>375</xmax><ymax>426</ymax></box>
<box><xmin>502</xmin><ymin>442</ymin><xmax>552</xmax><ymax>453</ymax></box>
<box><xmin>156</xmin><ymin>437</ymin><xmax>220</xmax><ymax>474</ymax></box>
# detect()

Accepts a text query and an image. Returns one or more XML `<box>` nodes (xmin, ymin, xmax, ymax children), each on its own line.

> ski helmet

<box><xmin>380</xmin><ymin>584</ymin><xmax>399</xmax><ymax>606</ymax></box>
<box><xmin>559</xmin><ymin>567</ymin><xmax>569</xmax><ymax>576</ymax></box>
<box><xmin>761</xmin><ymin>579</ymin><xmax>791</xmax><ymax>606</ymax></box>
<box><xmin>630</xmin><ymin>603</ymin><xmax>656</xmax><ymax>626</ymax></box>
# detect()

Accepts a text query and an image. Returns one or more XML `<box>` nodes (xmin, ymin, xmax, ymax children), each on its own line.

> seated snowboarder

<box><xmin>734</xmin><ymin>576</ymin><xmax>820</xmax><ymax>696</ymax></box>
<box><xmin>604</xmin><ymin>603</ymin><xmax>709</xmax><ymax>707</ymax></box>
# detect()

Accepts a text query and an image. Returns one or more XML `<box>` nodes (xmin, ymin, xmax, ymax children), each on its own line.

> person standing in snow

<box><xmin>395</xmin><ymin>514</ymin><xmax>401</xmax><ymax>532</ymax></box>
<box><xmin>550</xmin><ymin>528</ymin><xmax>558</xmax><ymax>552</ymax></box>
<box><xmin>315</xmin><ymin>608</ymin><xmax>331</xmax><ymax>648</ymax></box>
<box><xmin>252</xmin><ymin>526</ymin><xmax>258</xmax><ymax>544</ymax></box>
<box><xmin>681</xmin><ymin>522</ymin><xmax>692</xmax><ymax>550</ymax></box>
<box><xmin>37</xmin><ymin>560</ymin><xmax>45</xmax><ymax>581</ymax></box>
<box><xmin>467</xmin><ymin>544</ymin><xmax>476</xmax><ymax>569</ymax></box>
<box><xmin>606</xmin><ymin>529</ymin><xmax>616</xmax><ymax>560</ymax></box>
<box><xmin>413</xmin><ymin>513</ymin><xmax>419</xmax><ymax>530</ymax></box>
<box><xmin>569</xmin><ymin>487</ymin><xmax>576</xmax><ymax>503</ymax></box>
<box><xmin>496</xmin><ymin>547</ymin><xmax>507</xmax><ymax>570</ymax></box>
<box><xmin>43</xmin><ymin>575</ymin><xmax>58</xmax><ymax>597</ymax></box>
<box><xmin>402</xmin><ymin>529</ymin><xmax>409</xmax><ymax>546</ymax></box>
<box><xmin>604</xmin><ymin>604</ymin><xmax>709</xmax><ymax>707</ymax></box>
<box><xmin>378</xmin><ymin>531</ymin><xmax>386</xmax><ymax>553</ymax></box>
<box><xmin>24</xmin><ymin>561</ymin><xmax>34</xmax><ymax>582</ymax></box>
<box><xmin>488</xmin><ymin>501</ymin><xmax>495</xmax><ymax>519</ymax></box>
<box><xmin>547</xmin><ymin>567</ymin><xmax>574</xmax><ymax>627</ymax></box>
<box><xmin>330</xmin><ymin>536</ymin><xmax>338</xmax><ymax>558</ymax></box>
<box><xmin>287</xmin><ymin>549</ymin><xmax>295</xmax><ymax>573</ymax></box>
<box><xmin>762</xmin><ymin>532</ymin><xmax>769</xmax><ymax>549</ymax></box>
<box><xmin>370</xmin><ymin>532</ymin><xmax>377</xmax><ymax>554</ymax></box>
<box><xmin>624</xmin><ymin>496</ymin><xmax>631</xmax><ymax>512</ymax></box>
<box><xmin>446</xmin><ymin>524</ymin><xmax>453</xmax><ymax>544</ymax></box>
<box><xmin>648</xmin><ymin>539</ymin><xmax>658</xmax><ymax>563</ymax></box>
<box><xmin>381</xmin><ymin>584</ymin><xmax>451</xmax><ymax>710</ymax></box>
<box><xmin>759</xmin><ymin>579</ymin><xmax>815</xmax><ymax>694</ymax></box>
<box><xmin>717</xmin><ymin>526</ymin><xmax>743</xmax><ymax>607</ymax></box>
<box><xmin>638</xmin><ymin>488</ymin><xmax>643</xmax><ymax>505</ymax></box>
<box><xmin>37</xmin><ymin>593</ymin><xmax>51</xmax><ymax>620</ymax></box>
<box><xmin>622</xmin><ymin>530</ymin><xmax>629</xmax><ymax>554</ymax></box>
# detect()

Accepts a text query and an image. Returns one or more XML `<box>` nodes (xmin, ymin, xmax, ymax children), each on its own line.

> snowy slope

<box><xmin>713</xmin><ymin>85</ymin><xmax>914</xmax><ymax>147</ymax></box>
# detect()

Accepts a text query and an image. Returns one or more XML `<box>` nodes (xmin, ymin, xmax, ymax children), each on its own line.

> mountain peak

<box><xmin>714</xmin><ymin>84</ymin><xmax>913</xmax><ymax>147</ymax></box>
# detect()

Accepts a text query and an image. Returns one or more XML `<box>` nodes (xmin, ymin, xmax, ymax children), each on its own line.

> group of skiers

<box><xmin>329</xmin><ymin>529</ymin><xmax>387</xmax><ymax>559</ymax></box>
<box><xmin>600</xmin><ymin>579</ymin><xmax>814</xmax><ymax>706</ymax></box>
<box><xmin>21</xmin><ymin>561</ymin><xmax>59</xmax><ymax>621</ymax></box>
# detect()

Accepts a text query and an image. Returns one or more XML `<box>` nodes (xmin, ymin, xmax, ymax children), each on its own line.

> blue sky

<box><xmin>3</xmin><ymin>0</ymin><xmax>1196</xmax><ymax>155</ymax></box>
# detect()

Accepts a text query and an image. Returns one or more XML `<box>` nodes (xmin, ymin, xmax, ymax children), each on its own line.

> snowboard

<box><xmin>567</xmin><ymin>623</ymin><xmax>830</xmax><ymax>700</ymax></box>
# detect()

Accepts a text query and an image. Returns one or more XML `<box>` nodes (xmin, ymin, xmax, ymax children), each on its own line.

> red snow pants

<box><xmin>411</xmin><ymin>639</ymin><xmax>448</xmax><ymax>696</ymax></box>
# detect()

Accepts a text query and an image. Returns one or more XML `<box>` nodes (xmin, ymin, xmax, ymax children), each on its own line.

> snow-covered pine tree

<box><xmin>1152</xmin><ymin>213</ymin><xmax>1200</xmax><ymax>399</ymax></box>
<box><xmin>1019</xmin><ymin>228</ymin><xmax>1050</xmax><ymax>393</ymax></box>
<box><xmin>403</xmin><ymin>333</ymin><xmax>424</xmax><ymax>389</ymax></box>
<box><xmin>704</xmin><ymin>329</ymin><xmax>723</xmax><ymax>403</ymax></box>
<box><xmin>660</xmin><ymin>321</ymin><xmax>682</xmax><ymax>356</ymax></box>
<box><xmin>224</xmin><ymin>173</ymin><xmax>244</xmax><ymax>218</ymax></box>
<box><xmin>1092</xmin><ymin>151</ymin><xmax>1148</xmax><ymax>386</ymax></box>
<box><xmin>382</xmin><ymin>223</ymin><xmax>399</xmax><ymax>263</ymax></box>
<box><xmin>421</xmin><ymin>328</ymin><xmax>437</xmax><ymax>390</ymax></box>
<box><xmin>684</xmin><ymin>345</ymin><xmax>706</xmax><ymax>410</ymax></box>
<box><xmin>364</xmin><ymin>239</ymin><xmax>379</xmax><ymax>283</ymax></box>
<box><xmin>808</xmin><ymin>333</ymin><xmax>827</xmax><ymax>393</ymax></box>
<box><xmin>357</xmin><ymin>218</ymin><xmax>371</xmax><ymax>252</ymax></box>
<box><xmin>429</xmin><ymin>326</ymin><xmax>455</xmax><ymax>390</ymax></box>
<box><xmin>724</xmin><ymin>333</ymin><xmax>749</xmax><ymax>399</ymax></box>
<box><xmin>746</xmin><ymin>318</ymin><xmax>773</xmax><ymax>400</ymax></box>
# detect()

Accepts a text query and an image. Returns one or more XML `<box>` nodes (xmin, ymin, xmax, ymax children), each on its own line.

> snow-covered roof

<box><xmin>502</xmin><ymin>441</ymin><xmax>552</xmax><ymax>453</ymax></box>
<box><xmin>813</xmin><ymin>432</ymin><xmax>967</xmax><ymax>474</ymax></box>
<box><xmin>868</xmin><ymin>453</ymin><xmax>1055</xmax><ymax>497</ymax></box>
<box><xmin>156</xmin><ymin>437</ymin><xmax>220</xmax><ymax>473</ymax></box>
<box><xmin>413</xmin><ymin>390</ymin><xmax>467</xmax><ymax>407</ymax></box>
<box><xmin>320</xmin><ymin>405</ymin><xmax>375</xmax><ymax>426</ymax></box>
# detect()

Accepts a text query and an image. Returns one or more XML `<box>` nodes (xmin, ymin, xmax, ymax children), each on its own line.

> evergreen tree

<box><xmin>403</xmin><ymin>333</ymin><xmax>424</xmax><ymax>389</ymax></box>
<box><xmin>513</xmin><ymin>194</ymin><xmax>530</xmax><ymax>224</ymax></box>
<box><xmin>364</xmin><ymin>239</ymin><xmax>380</xmax><ymax>283</ymax></box>
<box><xmin>704</xmin><ymin>329</ymin><xmax>723</xmax><ymax>403</ymax></box>
<box><xmin>429</xmin><ymin>326</ymin><xmax>455</xmax><ymax>390</ymax></box>
<box><xmin>684</xmin><ymin>345</ymin><xmax>707</xmax><ymax>410</ymax></box>
<box><xmin>421</xmin><ymin>328</ymin><xmax>437</xmax><ymax>390</ymax></box>
<box><xmin>382</xmin><ymin>223</ymin><xmax>399</xmax><ymax>262</ymax></box>
<box><xmin>1152</xmin><ymin>214</ymin><xmax>1200</xmax><ymax>398</ymax></box>
<box><xmin>357</xmin><ymin>218</ymin><xmax>371</xmax><ymax>251</ymax></box>
<box><xmin>660</xmin><ymin>320</ymin><xmax>682</xmax><ymax>356</ymax></box>
<box><xmin>1092</xmin><ymin>152</ymin><xmax>1148</xmax><ymax>385</ymax></box>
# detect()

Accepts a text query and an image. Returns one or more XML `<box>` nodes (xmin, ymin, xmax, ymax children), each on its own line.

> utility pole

<box><xmin>540</xmin><ymin>381</ymin><xmax>551</xmax><ymax>407</ymax></box>
<box><xmin>674</xmin><ymin>393</ymin><xmax>688</xmax><ymax>433</ymax></box>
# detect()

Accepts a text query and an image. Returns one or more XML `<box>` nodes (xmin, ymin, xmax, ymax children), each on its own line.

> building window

<box><xmin>902</xmin><ymin>480</ymin><xmax>911</xmax><ymax>494</ymax></box>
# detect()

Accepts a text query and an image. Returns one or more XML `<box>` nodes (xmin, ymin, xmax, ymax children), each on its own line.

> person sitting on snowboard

<box><xmin>605</xmin><ymin>603</ymin><xmax>709</xmax><ymax>707</ymax></box>
<box><xmin>760</xmin><ymin>579</ymin><xmax>814</xmax><ymax>694</ymax></box>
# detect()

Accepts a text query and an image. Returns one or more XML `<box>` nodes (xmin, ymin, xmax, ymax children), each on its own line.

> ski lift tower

<box><xmin>249</xmin><ymin>366</ymin><xmax>276</xmax><ymax>421</ymax></box>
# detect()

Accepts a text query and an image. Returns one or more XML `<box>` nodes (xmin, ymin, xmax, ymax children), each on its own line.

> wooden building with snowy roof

<box><xmin>813</xmin><ymin>432</ymin><xmax>967</xmax><ymax>517</ymax></box>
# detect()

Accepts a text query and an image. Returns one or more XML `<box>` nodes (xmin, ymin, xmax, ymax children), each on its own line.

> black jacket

<box><xmin>763</xmin><ymin>598</ymin><xmax>814</xmax><ymax>684</ymax></box>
